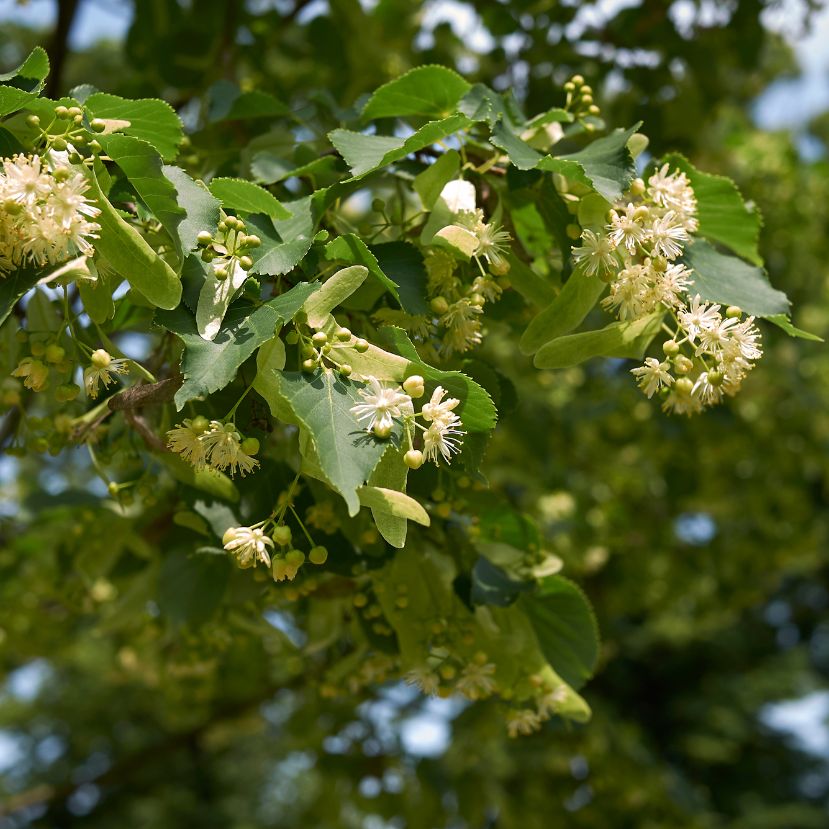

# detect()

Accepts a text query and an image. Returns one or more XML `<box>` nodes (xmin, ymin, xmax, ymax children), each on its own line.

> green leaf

<box><xmin>156</xmin><ymin>280</ymin><xmax>317</xmax><ymax>409</ymax></box>
<box><xmin>85</xmin><ymin>168</ymin><xmax>181</xmax><ymax>310</ymax></box>
<box><xmin>98</xmin><ymin>134</ymin><xmax>186</xmax><ymax>260</ymax></box>
<box><xmin>378</xmin><ymin>327</ymin><xmax>497</xmax><ymax>432</ymax></box>
<box><xmin>533</xmin><ymin>312</ymin><xmax>664</xmax><ymax>369</ymax></box>
<box><xmin>765</xmin><ymin>314</ymin><xmax>823</xmax><ymax>342</ymax></box>
<box><xmin>303</xmin><ymin>265</ymin><xmax>369</xmax><ymax>328</ymax></box>
<box><xmin>519</xmin><ymin>576</ymin><xmax>600</xmax><ymax>690</ymax></box>
<box><xmin>0</xmin><ymin>46</ymin><xmax>49</xmax><ymax>116</ymax></box>
<box><xmin>503</xmin><ymin>254</ymin><xmax>556</xmax><ymax>308</ymax></box>
<box><xmin>471</xmin><ymin>556</ymin><xmax>533</xmax><ymax>607</ymax></box>
<box><xmin>324</xmin><ymin>235</ymin><xmax>403</xmax><ymax>308</ymax></box>
<box><xmin>538</xmin><ymin>123</ymin><xmax>641</xmax><ymax>202</ymax></box>
<box><xmin>361</xmin><ymin>65</ymin><xmax>470</xmax><ymax>121</ymax></box>
<box><xmin>663</xmin><ymin>153</ymin><xmax>763</xmax><ymax>265</ymax></box>
<box><xmin>330</xmin><ymin>113</ymin><xmax>471</xmax><ymax>179</ymax></box>
<box><xmin>413</xmin><ymin>149</ymin><xmax>460</xmax><ymax>209</ymax></box>
<box><xmin>0</xmin><ymin>265</ymin><xmax>43</xmax><ymax>327</ymax></box>
<box><xmin>372</xmin><ymin>242</ymin><xmax>429</xmax><ymax>316</ymax></box>
<box><xmin>366</xmin><ymin>444</ymin><xmax>410</xmax><ymax>548</ymax></box>
<box><xmin>457</xmin><ymin>83</ymin><xmax>512</xmax><ymax>128</ymax></box>
<box><xmin>682</xmin><ymin>239</ymin><xmax>789</xmax><ymax>317</ymax></box>
<box><xmin>159</xmin><ymin>454</ymin><xmax>239</xmax><ymax>503</ymax></box>
<box><xmin>208</xmin><ymin>177</ymin><xmax>291</xmax><ymax>220</ymax></box>
<box><xmin>247</xmin><ymin>199</ymin><xmax>316</xmax><ymax>277</ymax></box>
<box><xmin>490</xmin><ymin>121</ymin><xmax>542</xmax><ymax>171</ymax></box>
<box><xmin>357</xmin><ymin>486</ymin><xmax>430</xmax><ymax>527</ymax></box>
<box><xmin>162</xmin><ymin>165</ymin><xmax>221</xmax><ymax>254</ymax></box>
<box><xmin>207</xmin><ymin>80</ymin><xmax>288</xmax><ymax>121</ymax></box>
<box><xmin>276</xmin><ymin>369</ymin><xmax>390</xmax><ymax>516</ymax></box>
<box><xmin>521</xmin><ymin>269</ymin><xmax>607</xmax><ymax>355</ymax></box>
<box><xmin>85</xmin><ymin>93</ymin><xmax>183</xmax><ymax>160</ymax></box>
<box><xmin>432</xmin><ymin>225</ymin><xmax>479</xmax><ymax>260</ymax></box>
<box><xmin>157</xmin><ymin>551</ymin><xmax>231</xmax><ymax>626</ymax></box>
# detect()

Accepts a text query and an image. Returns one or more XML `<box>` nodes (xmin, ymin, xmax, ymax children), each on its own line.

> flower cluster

<box><xmin>0</xmin><ymin>154</ymin><xmax>100</xmax><ymax>276</ymax></box>
<box><xmin>350</xmin><ymin>375</ymin><xmax>465</xmax><ymax>467</ymax></box>
<box><xmin>571</xmin><ymin>163</ymin><xmax>762</xmax><ymax>413</ymax></box>
<box><xmin>84</xmin><ymin>349</ymin><xmax>130</xmax><ymax>399</ymax></box>
<box><xmin>167</xmin><ymin>416</ymin><xmax>260</xmax><ymax>476</ymax></box>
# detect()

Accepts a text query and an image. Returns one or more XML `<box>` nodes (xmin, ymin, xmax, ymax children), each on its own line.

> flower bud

<box><xmin>302</xmin><ymin>358</ymin><xmax>317</xmax><ymax>372</ymax></box>
<box><xmin>726</xmin><ymin>306</ymin><xmax>742</xmax><ymax>319</ymax></box>
<box><xmin>402</xmin><ymin>375</ymin><xmax>425</xmax><ymax>398</ymax></box>
<box><xmin>30</xmin><ymin>341</ymin><xmax>46</xmax><ymax>357</ymax></box>
<box><xmin>339</xmin><ymin>364</ymin><xmax>352</xmax><ymax>378</ymax></box>
<box><xmin>571</xmin><ymin>74</ymin><xmax>584</xmax><ymax>86</ymax></box>
<box><xmin>51</xmin><ymin>137</ymin><xmax>67</xmax><ymax>151</ymax></box>
<box><xmin>335</xmin><ymin>326</ymin><xmax>351</xmax><ymax>341</ymax></box>
<box><xmin>90</xmin><ymin>349</ymin><xmax>112</xmax><ymax>368</ymax></box>
<box><xmin>662</xmin><ymin>339</ymin><xmax>680</xmax><ymax>356</ymax></box>
<box><xmin>404</xmin><ymin>449</ymin><xmax>424</xmax><ymax>469</ymax></box>
<box><xmin>215</xmin><ymin>266</ymin><xmax>229</xmax><ymax>280</ymax></box>
<box><xmin>674</xmin><ymin>377</ymin><xmax>694</xmax><ymax>395</ymax></box>
<box><xmin>45</xmin><ymin>344</ymin><xmax>65</xmax><ymax>364</ymax></box>
<box><xmin>26</xmin><ymin>114</ymin><xmax>40</xmax><ymax>127</ymax></box>
<box><xmin>285</xmin><ymin>331</ymin><xmax>299</xmax><ymax>345</ymax></box>
<box><xmin>430</xmin><ymin>296</ymin><xmax>449</xmax><ymax>314</ymax></box>
<box><xmin>630</xmin><ymin>177</ymin><xmax>646</xmax><ymax>196</ymax></box>
<box><xmin>354</xmin><ymin>338</ymin><xmax>369</xmax><ymax>353</ymax></box>
<box><xmin>90</xmin><ymin>118</ymin><xmax>106</xmax><ymax>132</ymax></box>
<box><xmin>240</xmin><ymin>437</ymin><xmax>259</xmax><ymax>455</ymax></box>
<box><xmin>373</xmin><ymin>421</ymin><xmax>392</xmax><ymax>439</ymax></box>
<box><xmin>673</xmin><ymin>355</ymin><xmax>693</xmax><ymax>375</ymax></box>
<box><xmin>55</xmin><ymin>105</ymin><xmax>69</xmax><ymax>118</ymax></box>
<box><xmin>285</xmin><ymin>549</ymin><xmax>305</xmax><ymax>567</ymax></box>
<box><xmin>272</xmin><ymin>525</ymin><xmax>292</xmax><ymax>546</ymax></box>
<box><xmin>309</xmin><ymin>545</ymin><xmax>328</xmax><ymax>565</ymax></box>
<box><xmin>239</xmin><ymin>255</ymin><xmax>254</xmax><ymax>271</ymax></box>
<box><xmin>566</xmin><ymin>223</ymin><xmax>582</xmax><ymax>240</ymax></box>
<box><xmin>196</xmin><ymin>230</ymin><xmax>213</xmax><ymax>246</ymax></box>
<box><xmin>190</xmin><ymin>415</ymin><xmax>209</xmax><ymax>434</ymax></box>
<box><xmin>311</xmin><ymin>331</ymin><xmax>327</xmax><ymax>347</ymax></box>
<box><xmin>243</xmin><ymin>234</ymin><xmax>261</xmax><ymax>248</ymax></box>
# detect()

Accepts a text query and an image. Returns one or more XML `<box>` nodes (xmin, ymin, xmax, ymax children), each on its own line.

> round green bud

<box><xmin>217</xmin><ymin>220</ymin><xmax>228</xmax><ymax>234</ymax></box>
<box><xmin>339</xmin><ymin>364</ymin><xmax>352</xmax><ymax>378</ymax></box>
<box><xmin>563</xmin><ymin>81</ymin><xmax>575</xmax><ymax>92</ymax></box>
<box><xmin>196</xmin><ymin>230</ymin><xmax>213</xmax><ymax>246</ymax></box>
<box><xmin>581</xmin><ymin>94</ymin><xmax>593</xmax><ymax>105</ymax></box>
<box><xmin>45</xmin><ymin>343</ymin><xmax>65</xmax><ymax>364</ymax></box>
<box><xmin>51</xmin><ymin>137</ymin><xmax>67</xmax><ymax>151</ymax></box>
<box><xmin>190</xmin><ymin>415</ymin><xmax>209</xmax><ymax>434</ymax></box>
<box><xmin>309</xmin><ymin>545</ymin><xmax>328</xmax><ymax>565</ymax></box>
<box><xmin>239</xmin><ymin>255</ymin><xmax>254</xmax><ymax>271</ymax></box>
<box><xmin>726</xmin><ymin>305</ymin><xmax>742</xmax><ymax>319</ymax></box>
<box><xmin>335</xmin><ymin>326</ymin><xmax>351</xmax><ymax>341</ymax></box>
<box><xmin>68</xmin><ymin>152</ymin><xmax>83</xmax><ymax>164</ymax></box>
<box><xmin>674</xmin><ymin>376</ymin><xmax>694</xmax><ymax>395</ymax></box>
<box><xmin>402</xmin><ymin>375</ymin><xmax>425</xmax><ymax>398</ymax></box>
<box><xmin>240</xmin><ymin>437</ymin><xmax>259</xmax><ymax>455</ymax></box>
<box><xmin>354</xmin><ymin>338</ymin><xmax>369</xmax><ymax>353</ymax></box>
<box><xmin>90</xmin><ymin>118</ymin><xmax>106</xmax><ymax>133</ymax></box>
<box><xmin>430</xmin><ymin>296</ymin><xmax>449</xmax><ymax>315</ymax></box>
<box><xmin>285</xmin><ymin>549</ymin><xmax>305</xmax><ymax>567</ymax></box>
<box><xmin>214</xmin><ymin>266</ymin><xmax>229</xmax><ymax>280</ymax></box>
<box><xmin>68</xmin><ymin>107</ymin><xmax>83</xmax><ymax>119</ymax></box>
<box><xmin>30</xmin><ymin>341</ymin><xmax>46</xmax><ymax>357</ymax></box>
<box><xmin>15</xmin><ymin>331</ymin><xmax>27</xmax><ymax>343</ymax></box>
<box><xmin>580</xmin><ymin>85</ymin><xmax>593</xmax><ymax>95</ymax></box>
<box><xmin>302</xmin><ymin>358</ymin><xmax>317</xmax><ymax>373</ymax></box>
<box><xmin>53</xmin><ymin>168</ymin><xmax>71</xmax><ymax>185</ymax></box>
<box><xmin>88</xmin><ymin>139</ymin><xmax>102</xmax><ymax>154</ymax></box>
<box><xmin>107</xmin><ymin>481</ymin><xmax>120</xmax><ymax>496</ymax></box>
<box><xmin>353</xmin><ymin>593</ymin><xmax>368</xmax><ymax>608</ymax></box>
<box><xmin>404</xmin><ymin>449</ymin><xmax>424</xmax><ymax>470</ymax></box>
<box><xmin>662</xmin><ymin>339</ymin><xmax>680</xmax><ymax>356</ymax></box>
<box><xmin>588</xmin><ymin>104</ymin><xmax>600</xmax><ymax>115</ymax></box>
<box><xmin>311</xmin><ymin>331</ymin><xmax>328</xmax><ymax>347</ymax></box>
<box><xmin>243</xmin><ymin>234</ymin><xmax>261</xmax><ymax>248</ymax></box>
<box><xmin>674</xmin><ymin>355</ymin><xmax>693</xmax><ymax>375</ymax></box>
<box><xmin>708</xmin><ymin>370</ymin><xmax>724</xmax><ymax>387</ymax></box>
<box><xmin>90</xmin><ymin>349</ymin><xmax>112</xmax><ymax>369</ymax></box>
<box><xmin>469</xmin><ymin>292</ymin><xmax>485</xmax><ymax>307</ymax></box>
<box><xmin>373</xmin><ymin>421</ymin><xmax>392</xmax><ymax>439</ymax></box>
<box><xmin>571</xmin><ymin>74</ymin><xmax>585</xmax><ymax>86</ymax></box>
<box><xmin>630</xmin><ymin>177</ymin><xmax>646</xmax><ymax>196</ymax></box>
<box><xmin>55</xmin><ymin>105</ymin><xmax>69</xmax><ymax>118</ymax></box>
<box><xmin>285</xmin><ymin>331</ymin><xmax>299</xmax><ymax>345</ymax></box>
<box><xmin>371</xmin><ymin>197</ymin><xmax>385</xmax><ymax>212</ymax></box>
<box><xmin>272</xmin><ymin>525</ymin><xmax>292</xmax><ymax>546</ymax></box>
<box><xmin>57</xmin><ymin>382</ymin><xmax>81</xmax><ymax>401</ymax></box>
<box><xmin>301</xmin><ymin>343</ymin><xmax>316</xmax><ymax>358</ymax></box>
<box><xmin>32</xmin><ymin>437</ymin><xmax>50</xmax><ymax>454</ymax></box>
<box><xmin>565</xmin><ymin>223</ymin><xmax>582</xmax><ymax>241</ymax></box>
<box><xmin>26</xmin><ymin>114</ymin><xmax>41</xmax><ymax>128</ymax></box>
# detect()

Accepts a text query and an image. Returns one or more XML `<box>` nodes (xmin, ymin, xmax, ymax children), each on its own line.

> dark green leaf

<box><xmin>208</xmin><ymin>177</ymin><xmax>291</xmax><ymax>220</ymax></box>
<box><xmin>162</xmin><ymin>165</ymin><xmax>221</xmax><ymax>255</ymax></box>
<box><xmin>361</xmin><ymin>65</ymin><xmax>470</xmax><ymax>120</ymax></box>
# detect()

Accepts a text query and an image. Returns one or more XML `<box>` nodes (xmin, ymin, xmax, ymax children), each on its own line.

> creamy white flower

<box><xmin>506</xmin><ymin>708</ymin><xmax>542</xmax><ymax>738</ymax></box>
<box><xmin>655</xmin><ymin>262</ymin><xmax>692</xmax><ymax>308</ymax></box>
<box><xmin>602</xmin><ymin>262</ymin><xmax>652</xmax><ymax>321</ymax></box>
<box><xmin>571</xmin><ymin>229</ymin><xmax>618</xmax><ymax>277</ymax></box>
<box><xmin>422</xmin><ymin>415</ymin><xmax>464</xmax><ymax>465</ymax></box>
<box><xmin>696</xmin><ymin>315</ymin><xmax>741</xmax><ymax>356</ymax></box>
<box><xmin>439</xmin><ymin>179</ymin><xmax>477</xmax><ymax>214</ymax></box>
<box><xmin>692</xmin><ymin>371</ymin><xmax>724</xmax><ymax>405</ymax></box>
<box><xmin>350</xmin><ymin>376</ymin><xmax>411</xmax><ymax>432</ymax></box>
<box><xmin>405</xmin><ymin>666</ymin><xmax>440</xmax><ymax>696</ymax></box>
<box><xmin>456</xmin><ymin>660</ymin><xmax>497</xmax><ymax>700</ymax></box>
<box><xmin>200</xmin><ymin>421</ymin><xmax>259</xmax><ymax>476</ymax></box>
<box><xmin>223</xmin><ymin>525</ymin><xmax>273</xmax><ymax>569</ymax></box>
<box><xmin>647</xmin><ymin>163</ymin><xmax>697</xmax><ymax>216</ymax></box>
<box><xmin>648</xmin><ymin>210</ymin><xmax>689</xmax><ymax>260</ymax></box>
<box><xmin>607</xmin><ymin>203</ymin><xmax>647</xmax><ymax>255</ymax></box>
<box><xmin>84</xmin><ymin>350</ymin><xmax>129</xmax><ymax>399</ymax></box>
<box><xmin>729</xmin><ymin>316</ymin><xmax>763</xmax><ymax>361</ymax></box>
<box><xmin>166</xmin><ymin>419</ymin><xmax>207</xmax><ymax>467</ymax></box>
<box><xmin>631</xmin><ymin>358</ymin><xmax>674</xmax><ymax>398</ymax></box>
<box><xmin>678</xmin><ymin>295</ymin><xmax>721</xmax><ymax>343</ymax></box>
<box><xmin>421</xmin><ymin>385</ymin><xmax>460</xmax><ymax>425</ymax></box>
<box><xmin>439</xmin><ymin>297</ymin><xmax>483</xmax><ymax>356</ymax></box>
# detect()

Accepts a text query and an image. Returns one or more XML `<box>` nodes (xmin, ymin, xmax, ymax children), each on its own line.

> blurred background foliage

<box><xmin>0</xmin><ymin>0</ymin><xmax>828</xmax><ymax>827</ymax></box>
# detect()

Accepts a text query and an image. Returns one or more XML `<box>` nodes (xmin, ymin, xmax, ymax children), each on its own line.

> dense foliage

<box><xmin>0</xmin><ymin>2</ymin><xmax>827</xmax><ymax>827</ymax></box>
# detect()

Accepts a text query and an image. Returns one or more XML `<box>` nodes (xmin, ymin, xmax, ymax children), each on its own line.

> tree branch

<box><xmin>46</xmin><ymin>0</ymin><xmax>82</xmax><ymax>98</ymax></box>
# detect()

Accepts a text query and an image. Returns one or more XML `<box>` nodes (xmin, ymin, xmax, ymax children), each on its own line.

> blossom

<box><xmin>607</xmin><ymin>203</ymin><xmax>647</xmax><ymax>255</ymax></box>
<box><xmin>506</xmin><ymin>708</ymin><xmax>543</xmax><ymax>738</ymax></box>
<box><xmin>647</xmin><ymin>163</ymin><xmax>698</xmax><ymax>221</ymax></box>
<box><xmin>473</xmin><ymin>220</ymin><xmax>512</xmax><ymax>272</ymax></box>
<box><xmin>571</xmin><ymin>229</ymin><xmax>618</xmax><ymax>278</ymax></box>
<box><xmin>422</xmin><ymin>416</ymin><xmax>465</xmax><ymax>465</ymax></box>
<box><xmin>405</xmin><ymin>666</ymin><xmax>440</xmax><ymax>696</ymax></box>
<box><xmin>692</xmin><ymin>371</ymin><xmax>724</xmax><ymax>405</ymax></box>
<box><xmin>601</xmin><ymin>262</ymin><xmax>653</xmax><ymax>321</ymax></box>
<box><xmin>536</xmin><ymin>686</ymin><xmax>569</xmax><ymax>719</ymax></box>
<box><xmin>677</xmin><ymin>295</ymin><xmax>722</xmax><ymax>343</ymax></box>
<box><xmin>455</xmin><ymin>660</ymin><xmax>497</xmax><ymax>700</ymax></box>
<box><xmin>421</xmin><ymin>385</ymin><xmax>460</xmax><ymax>425</ymax></box>
<box><xmin>166</xmin><ymin>419</ymin><xmax>208</xmax><ymax>467</ymax></box>
<box><xmin>655</xmin><ymin>262</ymin><xmax>692</xmax><ymax>308</ymax></box>
<box><xmin>696</xmin><ymin>315</ymin><xmax>741</xmax><ymax>356</ymax></box>
<box><xmin>200</xmin><ymin>421</ymin><xmax>259</xmax><ymax>476</ymax></box>
<box><xmin>648</xmin><ymin>210</ymin><xmax>689</xmax><ymax>260</ymax></box>
<box><xmin>11</xmin><ymin>357</ymin><xmax>49</xmax><ymax>392</ymax></box>
<box><xmin>630</xmin><ymin>358</ymin><xmax>674</xmax><ymax>398</ymax></box>
<box><xmin>350</xmin><ymin>376</ymin><xmax>412</xmax><ymax>433</ymax></box>
<box><xmin>439</xmin><ymin>297</ymin><xmax>483</xmax><ymax>356</ymax></box>
<box><xmin>83</xmin><ymin>349</ymin><xmax>129</xmax><ymax>398</ymax></box>
<box><xmin>223</xmin><ymin>525</ymin><xmax>273</xmax><ymax>569</ymax></box>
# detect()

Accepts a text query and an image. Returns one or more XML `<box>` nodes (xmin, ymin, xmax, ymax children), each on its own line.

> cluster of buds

<box><xmin>26</xmin><ymin>103</ymin><xmax>106</xmax><ymax>158</ymax></box>
<box><xmin>196</xmin><ymin>215</ymin><xmax>260</xmax><ymax>281</ymax></box>
<box><xmin>166</xmin><ymin>416</ymin><xmax>260</xmax><ymax>476</ymax></box>
<box><xmin>286</xmin><ymin>322</ymin><xmax>367</xmax><ymax>378</ymax></box>
<box><xmin>562</xmin><ymin>74</ymin><xmax>600</xmax><ymax>122</ymax></box>
<box><xmin>350</xmin><ymin>376</ymin><xmax>465</xmax><ymax>467</ymax></box>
